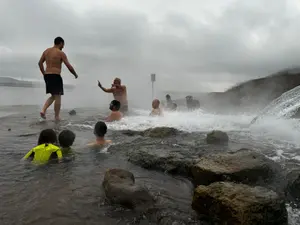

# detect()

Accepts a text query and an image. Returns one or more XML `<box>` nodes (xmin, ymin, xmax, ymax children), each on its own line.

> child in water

<box><xmin>150</xmin><ymin>99</ymin><xmax>163</xmax><ymax>116</ymax></box>
<box><xmin>106</xmin><ymin>100</ymin><xmax>123</xmax><ymax>122</ymax></box>
<box><xmin>22</xmin><ymin>129</ymin><xmax>63</xmax><ymax>164</ymax></box>
<box><xmin>87</xmin><ymin>121</ymin><xmax>112</xmax><ymax>147</ymax></box>
<box><xmin>58</xmin><ymin>129</ymin><xmax>76</xmax><ymax>161</ymax></box>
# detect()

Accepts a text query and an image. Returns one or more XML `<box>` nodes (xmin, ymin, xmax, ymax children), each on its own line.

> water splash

<box><xmin>251</xmin><ymin>85</ymin><xmax>300</xmax><ymax>124</ymax></box>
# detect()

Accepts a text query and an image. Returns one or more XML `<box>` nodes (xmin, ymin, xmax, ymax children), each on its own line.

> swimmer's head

<box><xmin>113</xmin><ymin>78</ymin><xmax>121</xmax><ymax>87</ymax></box>
<box><xmin>94</xmin><ymin>121</ymin><xmax>107</xmax><ymax>137</ymax></box>
<box><xmin>38</xmin><ymin>129</ymin><xmax>57</xmax><ymax>145</ymax></box>
<box><xmin>152</xmin><ymin>99</ymin><xmax>160</xmax><ymax>109</ymax></box>
<box><xmin>109</xmin><ymin>100</ymin><xmax>121</xmax><ymax>111</ymax></box>
<box><xmin>54</xmin><ymin>37</ymin><xmax>64</xmax><ymax>50</ymax></box>
<box><xmin>58</xmin><ymin>129</ymin><xmax>76</xmax><ymax>148</ymax></box>
<box><xmin>166</xmin><ymin>94</ymin><xmax>171</xmax><ymax>100</ymax></box>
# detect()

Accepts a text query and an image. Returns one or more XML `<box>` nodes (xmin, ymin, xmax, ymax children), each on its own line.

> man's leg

<box><xmin>53</xmin><ymin>94</ymin><xmax>61</xmax><ymax>120</ymax></box>
<box><xmin>41</xmin><ymin>95</ymin><xmax>55</xmax><ymax>118</ymax></box>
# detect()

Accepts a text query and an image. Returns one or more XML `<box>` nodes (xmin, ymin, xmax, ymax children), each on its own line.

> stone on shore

<box><xmin>102</xmin><ymin>168</ymin><xmax>154</xmax><ymax>210</ymax></box>
<box><xmin>192</xmin><ymin>182</ymin><xmax>288</xmax><ymax>225</ymax></box>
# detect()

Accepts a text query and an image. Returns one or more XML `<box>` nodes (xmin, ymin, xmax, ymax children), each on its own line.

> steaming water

<box><xmin>1</xmin><ymin>86</ymin><xmax>300</xmax><ymax>224</ymax></box>
<box><xmin>251</xmin><ymin>85</ymin><xmax>300</xmax><ymax>123</ymax></box>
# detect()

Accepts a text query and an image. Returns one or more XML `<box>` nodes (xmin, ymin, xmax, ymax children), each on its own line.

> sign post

<box><xmin>151</xmin><ymin>73</ymin><xmax>156</xmax><ymax>100</ymax></box>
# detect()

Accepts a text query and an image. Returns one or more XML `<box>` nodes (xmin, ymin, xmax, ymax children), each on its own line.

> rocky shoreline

<box><xmin>103</xmin><ymin>127</ymin><xmax>300</xmax><ymax>224</ymax></box>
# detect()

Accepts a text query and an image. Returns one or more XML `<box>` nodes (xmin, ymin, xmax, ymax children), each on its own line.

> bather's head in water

<box><xmin>106</xmin><ymin>100</ymin><xmax>122</xmax><ymax>122</ymax></box>
<box><xmin>87</xmin><ymin>121</ymin><xmax>112</xmax><ymax>147</ymax></box>
<box><xmin>109</xmin><ymin>100</ymin><xmax>121</xmax><ymax>112</ymax></box>
<box><xmin>150</xmin><ymin>99</ymin><xmax>163</xmax><ymax>116</ymax></box>
<box><xmin>38</xmin><ymin>129</ymin><xmax>58</xmax><ymax>145</ymax></box>
<box><xmin>58</xmin><ymin>129</ymin><xmax>76</xmax><ymax>159</ymax></box>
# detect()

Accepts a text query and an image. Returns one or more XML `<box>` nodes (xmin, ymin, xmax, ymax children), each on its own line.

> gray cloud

<box><xmin>1</xmin><ymin>0</ymin><xmax>300</xmax><ymax>95</ymax></box>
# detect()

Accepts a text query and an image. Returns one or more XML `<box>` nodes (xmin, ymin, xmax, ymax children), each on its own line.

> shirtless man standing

<box><xmin>98</xmin><ymin>78</ymin><xmax>128</xmax><ymax>114</ymax></box>
<box><xmin>38</xmin><ymin>37</ymin><xmax>78</xmax><ymax>121</ymax></box>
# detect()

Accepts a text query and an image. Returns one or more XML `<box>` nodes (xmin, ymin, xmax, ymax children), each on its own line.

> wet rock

<box><xmin>127</xmin><ymin>146</ymin><xmax>198</xmax><ymax>176</ymax></box>
<box><xmin>68</xmin><ymin>109</ymin><xmax>76</xmax><ymax>116</ymax></box>
<box><xmin>121</xmin><ymin>130</ymin><xmax>140</xmax><ymax>136</ymax></box>
<box><xmin>285</xmin><ymin>168</ymin><xmax>300</xmax><ymax>206</ymax></box>
<box><xmin>8</xmin><ymin>128</ymin><xmax>11</xmax><ymax>131</ymax></box>
<box><xmin>102</xmin><ymin>168</ymin><xmax>154</xmax><ymax>210</ymax></box>
<box><xmin>191</xmin><ymin>148</ymin><xmax>282</xmax><ymax>187</ymax></box>
<box><xmin>206</xmin><ymin>130</ymin><xmax>229</xmax><ymax>144</ymax></box>
<box><xmin>192</xmin><ymin>182</ymin><xmax>288</xmax><ymax>225</ymax></box>
<box><xmin>142</xmin><ymin>127</ymin><xmax>179</xmax><ymax>138</ymax></box>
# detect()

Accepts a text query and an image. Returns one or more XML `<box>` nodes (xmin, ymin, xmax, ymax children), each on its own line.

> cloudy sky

<box><xmin>1</xmin><ymin>0</ymin><xmax>300</xmax><ymax>93</ymax></box>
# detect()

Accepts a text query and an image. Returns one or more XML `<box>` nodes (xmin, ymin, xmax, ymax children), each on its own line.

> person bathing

<box><xmin>87</xmin><ymin>121</ymin><xmax>112</xmax><ymax>147</ymax></box>
<box><xmin>150</xmin><ymin>99</ymin><xmax>163</xmax><ymax>116</ymax></box>
<box><xmin>106</xmin><ymin>100</ymin><xmax>123</xmax><ymax>122</ymax></box>
<box><xmin>22</xmin><ymin>129</ymin><xmax>63</xmax><ymax>165</ymax></box>
<box><xmin>98</xmin><ymin>78</ymin><xmax>128</xmax><ymax>114</ymax></box>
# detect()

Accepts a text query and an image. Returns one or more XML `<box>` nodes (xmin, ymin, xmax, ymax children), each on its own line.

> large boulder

<box><xmin>192</xmin><ymin>182</ymin><xmax>288</xmax><ymax>225</ymax></box>
<box><xmin>191</xmin><ymin>149</ymin><xmax>282</xmax><ymax>187</ymax></box>
<box><xmin>206</xmin><ymin>130</ymin><xmax>229</xmax><ymax>144</ymax></box>
<box><xmin>127</xmin><ymin>145</ymin><xmax>199</xmax><ymax>176</ymax></box>
<box><xmin>102</xmin><ymin>168</ymin><xmax>154</xmax><ymax>210</ymax></box>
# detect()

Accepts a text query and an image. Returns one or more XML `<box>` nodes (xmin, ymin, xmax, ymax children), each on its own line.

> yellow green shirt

<box><xmin>23</xmin><ymin>143</ymin><xmax>63</xmax><ymax>165</ymax></box>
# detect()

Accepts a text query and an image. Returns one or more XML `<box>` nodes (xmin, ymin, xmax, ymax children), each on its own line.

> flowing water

<box><xmin>251</xmin><ymin>85</ymin><xmax>300</xmax><ymax>124</ymax></box>
<box><xmin>1</xmin><ymin>86</ymin><xmax>300</xmax><ymax>224</ymax></box>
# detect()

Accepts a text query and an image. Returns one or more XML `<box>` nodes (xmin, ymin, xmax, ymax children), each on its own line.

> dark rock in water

<box><xmin>128</xmin><ymin>147</ymin><xmax>196</xmax><ymax>176</ymax></box>
<box><xmin>142</xmin><ymin>127</ymin><xmax>179</xmax><ymax>138</ymax></box>
<box><xmin>192</xmin><ymin>182</ymin><xmax>288</xmax><ymax>225</ymax></box>
<box><xmin>8</xmin><ymin>128</ymin><xmax>11</xmax><ymax>131</ymax></box>
<box><xmin>121</xmin><ymin>130</ymin><xmax>140</xmax><ymax>136</ymax></box>
<box><xmin>206</xmin><ymin>130</ymin><xmax>229</xmax><ymax>144</ymax></box>
<box><xmin>121</xmin><ymin>127</ymin><xmax>179</xmax><ymax>138</ymax></box>
<box><xmin>285</xmin><ymin>168</ymin><xmax>300</xmax><ymax>206</ymax></box>
<box><xmin>102</xmin><ymin>168</ymin><xmax>155</xmax><ymax>210</ymax></box>
<box><xmin>68</xmin><ymin>109</ymin><xmax>76</xmax><ymax>116</ymax></box>
<box><xmin>191</xmin><ymin>149</ymin><xmax>282</xmax><ymax>188</ymax></box>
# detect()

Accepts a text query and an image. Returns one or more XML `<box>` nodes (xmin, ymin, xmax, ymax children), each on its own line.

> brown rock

<box><xmin>192</xmin><ymin>182</ymin><xmax>288</xmax><ymax>225</ymax></box>
<box><xmin>102</xmin><ymin>168</ymin><xmax>154</xmax><ymax>210</ymax></box>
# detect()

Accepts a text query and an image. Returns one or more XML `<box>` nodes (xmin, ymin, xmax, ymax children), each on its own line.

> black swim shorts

<box><xmin>44</xmin><ymin>74</ymin><xmax>64</xmax><ymax>95</ymax></box>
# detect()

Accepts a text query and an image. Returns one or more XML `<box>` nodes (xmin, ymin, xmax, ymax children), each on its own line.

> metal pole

<box><xmin>151</xmin><ymin>81</ymin><xmax>154</xmax><ymax>100</ymax></box>
<box><xmin>151</xmin><ymin>73</ymin><xmax>156</xmax><ymax>100</ymax></box>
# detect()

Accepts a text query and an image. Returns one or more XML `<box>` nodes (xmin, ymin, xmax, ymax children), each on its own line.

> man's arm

<box><xmin>61</xmin><ymin>52</ymin><xmax>78</xmax><ymax>78</ymax></box>
<box><xmin>38</xmin><ymin>51</ymin><xmax>46</xmax><ymax>75</ymax></box>
<box><xmin>98</xmin><ymin>80</ymin><xmax>113</xmax><ymax>93</ymax></box>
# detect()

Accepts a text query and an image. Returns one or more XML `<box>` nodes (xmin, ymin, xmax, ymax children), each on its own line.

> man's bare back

<box><xmin>43</xmin><ymin>47</ymin><xmax>63</xmax><ymax>75</ymax></box>
<box><xmin>40</xmin><ymin>47</ymin><xmax>74</xmax><ymax>76</ymax></box>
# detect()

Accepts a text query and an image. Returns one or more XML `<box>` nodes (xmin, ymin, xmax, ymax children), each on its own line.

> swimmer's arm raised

<box><xmin>98</xmin><ymin>81</ymin><xmax>113</xmax><ymax>93</ymax></box>
<box><xmin>38</xmin><ymin>52</ymin><xmax>46</xmax><ymax>75</ymax></box>
<box><xmin>61</xmin><ymin>52</ymin><xmax>78</xmax><ymax>78</ymax></box>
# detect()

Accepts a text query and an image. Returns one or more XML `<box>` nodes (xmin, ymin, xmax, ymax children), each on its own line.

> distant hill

<box><xmin>201</xmin><ymin>68</ymin><xmax>300</xmax><ymax>113</ymax></box>
<box><xmin>0</xmin><ymin>77</ymin><xmax>75</xmax><ymax>89</ymax></box>
<box><xmin>163</xmin><ymin>68</ymin><xmax>300</xmax><ymax>113</ymax></box>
